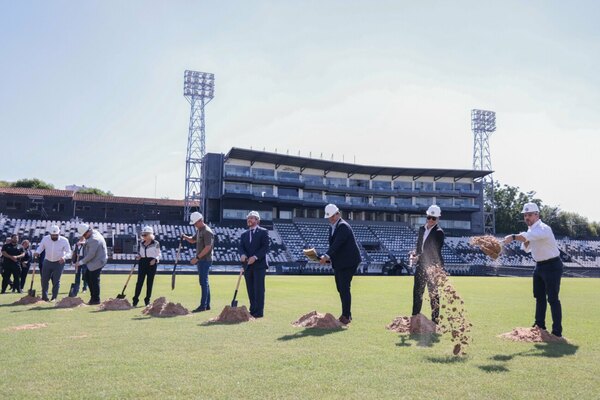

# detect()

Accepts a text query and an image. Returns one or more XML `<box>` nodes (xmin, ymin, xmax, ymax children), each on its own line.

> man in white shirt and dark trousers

<box><xmin>504</xmin><ymin>202</ymin><xmax>564</xmax><ymax>337</ymax></box>
<box><xmin>34</xmin><ymin>225</ymin><xmax>71</xmax><ymax>301</ymax></box>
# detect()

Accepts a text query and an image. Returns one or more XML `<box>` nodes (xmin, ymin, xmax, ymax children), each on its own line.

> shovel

<box><xmin>230</xmin><ymin>262</ymin><xmax>246</xmax><ymax>307</ymax></box>
<box><xmin>171</xmin><ymin>237</ymin><xmax>184</xmax><ymax>291</ymax></box>
<box><xmin>28</xmin><ymin>262</ymin><xmax>37</xmax><ymax>297</ymax></box>
<box><xmin>117</xmin><ymin>262</ymin><xmax>137</xmax><ymax>299</ymax></box>
<box><xmin>68</xmin><ymin>263</ymin><xmax>78</xmax><ymax>297</ymax></box>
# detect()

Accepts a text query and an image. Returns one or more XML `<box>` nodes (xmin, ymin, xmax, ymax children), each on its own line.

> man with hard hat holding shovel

<box><xmin>319</xmin><ymin>204</ymin><xmax>361</xmax><ymax>325</ymax></box>
<box><xmin>73</xmin><ymin>223</ymin><xmax>107</xmax><ymax>305</ymax></box>
<box><xmin>183</xmin><ymin>212</ymin><xmax>214</xmax><ymax>313</ymax></box>
<box><xmin>410</xmin><ymin>205</ymin><xmax>445</xmax><ymax>324</ymax></box>
<box><xmin>503</xmin><ymin>202</ymin><xmax>564</xmax><ymax>337</ymax></box>
<box><xmin>34</xmin><ymin>225</ymin><xmax>71</xmax><ymax>301</ymax></box>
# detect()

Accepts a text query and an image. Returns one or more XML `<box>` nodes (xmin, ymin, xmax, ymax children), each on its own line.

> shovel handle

<box><xmin>120</xmin><ymin>262</ymin><xmax>137</xmax><ymax>295</ymax></box>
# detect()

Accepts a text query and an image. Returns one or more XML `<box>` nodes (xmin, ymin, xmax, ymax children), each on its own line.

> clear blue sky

<box><xmin>1</xmin><ymin>1</ymin><xmax>598</xmax><ymax>220</ymax></box>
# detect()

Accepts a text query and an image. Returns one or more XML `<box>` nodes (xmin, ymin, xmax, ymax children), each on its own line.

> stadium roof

<box><xmin>0</xmin><ymin>187</ymin><xmax>185</xmax><ymax>207</ymax></box>
<box><xmin>224</xmin><ymin>147</ymin><xmax>492</xmax><ymax>180</ymax></box>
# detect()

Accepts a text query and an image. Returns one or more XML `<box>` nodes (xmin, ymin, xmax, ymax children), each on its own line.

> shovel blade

<box><xmin>231</xmin><ymin>300</ymin><xmax>238</xmax><ymax>308</ymax></box>
<box><xmin>116</xmin><ymin>294</ymin><xmax>126</xmax><ymax>299</ymax></box>
<box><xmin>68</xmin><ymin>284</ymin><xmax>76</xmax><ymax>298</ymax></box>
<box><xmin>28</xmin><ymin>290</ymin><xmax>36</xmax><ymax>297</ymax></box>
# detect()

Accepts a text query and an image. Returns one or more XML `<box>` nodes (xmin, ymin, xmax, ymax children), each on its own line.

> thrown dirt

<box><xmin>470</xmin><ymin>235</ymin><xmax>502</xmax><ymax>260</ymax></box>
<box><xmin>208</xmin><ymin>305</ymin><xmax>253</xmax><ymax>323</ymax></box>
<box><xmin>292</xmin><ymin>311</ymin><xmax>344</xmax><ymax>329</ymax></box>
<box><xmin>386</xmin><ymin>316</ymin><xmax>411</xmax><ymax>333</ymax></box>
<box><xmin>98</xmin><ymin>298</ymin><xmax>132</xmax><ymax>311</ymax></box>
<box><xmin>499</xmin><ymin>327</ymin><xmax>568</xmax><ymax>343</ymax></box>
<box><xmin>142</xmin><ymin>297</ymin><xmax>190</xmax><ymax>317</ymax></box>
<box><xmin>12</xmin><ymin>295</ymin><xmax>43</xmax><ymax>305</ymax></box>
<box><xmin>386</xmin><ymin>314</ymin><xmax>438</xmax><ymax>334</ymax></box>
<box><xmin>55</xmin><ymin>297</ymin><xmax>86</xmax><ymax>308</ymax></box>
<box><xmin>5</xmin><ymin>323</ymin><xmax>48</xmax><ymax>331</ymax></box>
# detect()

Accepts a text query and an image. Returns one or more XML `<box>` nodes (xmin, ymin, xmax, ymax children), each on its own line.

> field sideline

<box><xmin>1</xmin><ymin>275</ymin><xmax>598</xmax><ymax>399</ymax></box>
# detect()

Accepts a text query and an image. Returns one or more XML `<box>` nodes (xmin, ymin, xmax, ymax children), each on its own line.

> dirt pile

<box><xmin>55</xmin><ymin>297</ymin><xmax>86</xmax><ymax>308</ymax></box>
<box><xmin>208</xmin><ymin>305</ymin><xmax>253</xmax><ymax>323</ymax></box>
<box><xmin>5</xmin><ymin>323</ymin><xmax>48</xmax><ymax>331</ymax></box>
<box><xmin>428</xmin><ymin>267</ymin><xmax>473</xmax><ymax>356</ymax></box>
<box><xmin>500</xmin><ymin>327</ymin><xmax>568</xmax><ymax>343</ymax></box>
<box><xmin>98</xmin><ymin>298</ymin><xmax>132</xmax><ymax>311</ymax></box>
<box><xmin>292</xmin><ymin>311</ymin><xmax>344</xmax><ymax>329</ymax></box>
<box><xmin>386</xmin><ymin>314</ymin><xmax>438</xmax><ymax>334</ymax></box>
<box><xmin>386</xmin><ymin>316</ymin><xmax>411</xmax><ymax>333</ymax></box>
<box><xmin>12</xmin><ymin>295</ymin><xmax>43</xmax><ymax>305</ymax></box>
<box><xmin>142</xmin><ymin>297</ymin><xmax>190</xmax><ymax>317</ymax></box>
<box><xmin>470</xmin><ymin>236</ymin><xmax>502</xmax><ymax>260</ymax></box>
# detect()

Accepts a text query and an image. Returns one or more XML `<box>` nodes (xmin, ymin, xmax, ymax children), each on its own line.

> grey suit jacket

<box><xmin>78</xmin><ymin>230</ymin><xmax>108</xmax><ymax>271</ymax></box>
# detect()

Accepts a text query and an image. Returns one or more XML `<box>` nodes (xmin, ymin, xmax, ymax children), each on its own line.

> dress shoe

<box><xmin>338</xmin><ymin>316</ymin><xmax>351</xmax><ymax>325</ymax></box>
<box><xmin>88</xmin><ymin>300</ymin><xmax>100</xmax><ymax>305</ymax></box>
<box><xmin>192</xmin><ymin>306</ymin><xmax>207</xmax><ymax>313</ymax></box>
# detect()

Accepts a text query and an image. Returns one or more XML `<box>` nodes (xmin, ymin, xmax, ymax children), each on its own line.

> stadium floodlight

<box><xmin>183</xmin><ymin>70</ymin><xmax>215</xmax><ymax>221</ymax></box>
<box><xmin>471</xmin><ymin>109</ymin><xmax>496</xmax><ymax>235</ymax></box>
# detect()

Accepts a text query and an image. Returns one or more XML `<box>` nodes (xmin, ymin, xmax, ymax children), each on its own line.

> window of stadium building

<box><xmin>435</xmin><ymin>182</ymin><xmax>454</xmax><ymax>191</ymax></box>
<box><xmin>349</xmin><ymin>196</ymin><xmax>368</xmax><ymax>205</ymax></box>
<box><xmin>395</xmin><ymin>197</ymin><xmax>413</xmax><ymax>206</ymax></box>
<box><xmin>415</xmin><ymin>197</ymin><xmax>434</xmax><ymax>206</ymax></box>
<box><xmin>252</xmin><ymin>184</ymin><xmax>274</xmax><ymax>197</ymax></box>
<box><xmin>439</xmin><ymin>220</ymin><xmax>471</xmax><ymax>230</ymax></box>
<box><xmin>224</xmin><ymin>182</ymin><xmax>250</xmax><ymax>193</ymax></box>
<box><xmin>326</xmin><ymin>177</ymin><xmax>347</xmax><ymax>188</ymax></box>
<box><xmin>252</xmin><ymin>168</ymin><xmax>275</xmax><ymax>179</ymax></box>
<box><xmin>372</xmin><ymin>180</ymin><xmax>391</xmax><ymax>190</ymax></box>
<box><xmin>455</xmin><ymin>182</ymin><xmax>472</xmax><ymax>191</ymax></box>
<box><xmin>278</xmin><ymin>187</ymin><xmax>299</xmax><ymax>198</ymax></box>
<box><xmin>278</xmin><ymin>171</ymin><xmax>300</xmax><ymax>181</ymax></box>
<box><xmin>349</xmin><ymin>179</ymin><xmax>369</xmax><ymax>189</ymax></box>
<box><xmin>224</xmin><ymin>164</ymin><xmax>250</xmax><ymax>177</ymax></box>
<box><xmin>414</xmin><ymin>181</ymin><xmax>434</xmax><ymax>191</ymax></box>
<box><xmin>303</xmin><ymin>190</ymin><xmax>323</xmax><ymax>201</ymax></box>
<box><xmin>454</xmin><ymin>198</ymin><xmax>473</xmax><ymax>206</ymax></box>
<box><xmin>279</xmin><ymin>210</ymin><xmax>293</xmax><ymax>219</ymax></box>
<box><xmin>436</xmin><ymin>197</ymin><xmax>453</xmax><ymax>207</ymax></box>
<box><xmin>302</xmin><ymin>174</ymin><xmax>324</xmax><ymax>185</ymax></box>
<box><xmin>373</xmin><ymin>196</ymin><xmax>391</xmax><ymax>206</ymax></box>
<box><xmin>326</xmin><ymin>194</ymin><xmax>346</xmax><ymax>204</ymax></box>
<box><xmin>223</xmin><ymin>209</ymin><xmax>273</xmax><ymax>220</ymax></box>
<box><xmin>393</xmin><ymin>180</ymin><xmax>412</xmax><ymax>191</ymax></box>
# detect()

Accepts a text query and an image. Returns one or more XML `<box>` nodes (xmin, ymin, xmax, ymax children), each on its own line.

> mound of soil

<box><xmin>98</xmin><ymin>298</ymin><xmax>132</xmax><ymax>311</ymax></box>
<box><xmin>208</xmin><ymin>305</ymin><xmax>253</xmax><ymax>323</ymax></box>
<box><xmin>386</xmin><ymin>316</ymin><xmax>411</xmax><ymax>333</ymax></box>
<box><xmin>5</xmin><ymin>323</ymin><xmax>48</xmax><ymax>331</ymax></box>
<box><xmin>142</xmin><ymin>297</ymin><xmax>190</xmax><ymax>317</ymax></box>
<box><xmin>386</xmin><ymin>314</ymin><xmax>438</xmax><ymax>334</ymax></box>
<box><xmin>500</xmin><ymin>327</ymin><xmax>568</xmax><ymax>343</ymax></box>
<box><xmin>55</xmin><ymin>297</ymin><xmax>86</xmax><ymax>308</ymax></box>
<box><xmin>292</xmin><ymin>311</ymin><xmax>344</xmax><ymax>329</ymax></box>
<box><xmin>12</xmin><ymin>295</ymin><xmax>43</xmax><ymax>305</ymax></box>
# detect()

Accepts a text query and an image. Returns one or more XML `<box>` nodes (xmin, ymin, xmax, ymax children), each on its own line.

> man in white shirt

<box><xmin>34</xmin><ymin>225</ymin><xmax>71</xmax><ymax>301</ymax></box>
<box><xmin>503</xmin><ymin>202</ymin><xmax>563</xmax><ymax>337</ymax></box>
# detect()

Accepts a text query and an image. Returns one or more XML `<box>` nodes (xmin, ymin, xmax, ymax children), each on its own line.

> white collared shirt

<box><xmin>35</xmin><ymin>235</ymin><xmax>71</xmax><ymax>262</ymax></box>
<box><xmin>520</xmin><ymin>219</ymin><xmax>560</xmax><ymax>262</ymax></box>
<box><xmin>422</xmin><ymin>224</ymin><xmax>435</xmax><ymax>252</ymax></box>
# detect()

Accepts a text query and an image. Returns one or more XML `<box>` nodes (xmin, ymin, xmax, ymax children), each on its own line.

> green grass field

<box><xmin>1</xmin><ymin>274</ymin><xmax>598</xmax><ymax>399</ymax></box>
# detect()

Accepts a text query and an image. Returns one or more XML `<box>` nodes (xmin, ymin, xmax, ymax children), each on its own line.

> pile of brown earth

<box><xmin>98</xmin><ymin>298</ymin><xmax>132</xmax><ymax>311</ymax></box>
<box><xmin>386</xmin><ymin>314</ymin><xmax>438</xmax><ymax>334</ymax></box>
<box><xmin>208</xmin><ymin>305</ymin><xmax>253</xmax><ymax>323</ymax></box>
<box><xmin>55</xmin><ymin>297</ymin><xmax>86</xmax><ymax>308</ymax></box>
<box><xmin>292</xmin><ymin>311</ymin><xmax>344</xmax><ymax>329</ymax></box>
<box><xmin>500</xmin><ymin>327</ymin><xmax>568</xmax><ymax>343</ymax></box>
<box><xmin>12</xmin><ymin>295</ymin><xmax>43</xmax><ymax>305</ymax></box>
<box><xmin>142</xmin><ymin>297</ymin><xmax>190</xmax><ymax>317</ymax></box>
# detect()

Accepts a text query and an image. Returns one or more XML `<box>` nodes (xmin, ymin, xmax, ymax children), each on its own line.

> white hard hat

<box><xmin>324</xmin><ymin>204</ymin><xmax>340</xmax><ymax>218</ymax></box>
<box><xmin>76</xmin><ymin>223</ymin><xmax>91</xmax><ymax>236</ymax></box>
<box><xmin>426</xmin><ymin>205</ymin><xmax>442</xmax><ymax>217</ymax></box>
<box><xmin>246</xmin><ymin>211</ymin><xmax>261</xmax><ymax>220</ymax></box>
<box><xmin>189</xmin><ymin>211</ymin><xmax>203</xmax><ymax>225</ymax></box>
<box><xmin>141</xmin><ymin>226</ymin><xmax>154</xmax><ymax>234</ymax></box>
<box><xmin>521</xmin><ymin>202</ymin><xmax>540</xmax><ymax>213</ymax></box>
<box><xmin>49</xmin><ymin>225</ymin><xmax>60</xmax><ymax>235</ymax></box>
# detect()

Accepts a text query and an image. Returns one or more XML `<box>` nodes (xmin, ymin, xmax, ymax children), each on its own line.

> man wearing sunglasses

<box><xmin>410</xmin><ymin>205</ymin><xmax>445</xmax><ymax>324</ymax></box>
<box><xmin>503</xmin><ymin>202</ymin><xmax>563</xmax><ymax>337</ymax></box>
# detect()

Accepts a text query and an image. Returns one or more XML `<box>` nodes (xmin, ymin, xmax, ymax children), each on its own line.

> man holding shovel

<box><xmin>73</xmin><ymin>223</ymin><xmax>107</xmax><ymax>305</ymax></box>
<box><xmin>239</xmin><ymin>211</ymin><xmax>270</xmax><ymax>318</ymax></box>
<box><xmin>183</xmin><ymin>212</ymin><xmax>214</xmax><ymax>313</ymax></box>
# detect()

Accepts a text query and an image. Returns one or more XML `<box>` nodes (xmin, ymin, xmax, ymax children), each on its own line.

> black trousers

<box><xmin>244</xmin><ymin>267</ymin><xmax>266</xmax><ymax>317</ymax></box>
<box><xmin>1</xmin><ymin>264</ymin><xmax>20</xmax><ymax>293</ymax></box>
<box><xmin>133</xmin><ymin>259</ymin><xmax>157</xmax><ymax>305</ymax></box>
<box><xmin>533</xmin><ymin>258</ymin><xmax>563</xmax><ymax>336</ymax></box>
<box><xmin>334</xmin><ymin>267</ymin><xmax>356</xmax><ymax>319</ymax></box>
<box><xmin>20</xmin><ymin>266</ymin><xmax>30</xmax><ymax>290</ymax></box>
<box><xmin>85</xmin><ymin>268</ymin><xmax>102</xmax><ymax>303</ymax></box>
<box><xmin>412</xmin><ymin>264</ymin><xmax>440</xmax><ymax>323</ymax></box>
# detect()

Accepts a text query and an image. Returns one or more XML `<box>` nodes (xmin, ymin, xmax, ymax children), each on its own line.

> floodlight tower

<box><xmin>471</xmin><ymin>109</ymin><xmax>496</xmax><ymax>234</ymax></box>
<box><xmin>183</xmin><ymin>70</ymin><xmax>215</xmax><ymax>221</ymax></box>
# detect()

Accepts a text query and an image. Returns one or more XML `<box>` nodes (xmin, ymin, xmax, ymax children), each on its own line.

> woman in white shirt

<box><xmin>133</xmin><ymin>226</ymin><xmax>161</xmax><ymax>307</ymax></box>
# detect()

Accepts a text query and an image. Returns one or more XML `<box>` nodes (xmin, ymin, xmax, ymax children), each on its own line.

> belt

<box><xmin>536</xmin><ymin>256</ymin><xmax>560</xmax><ymax>265</ymax></box>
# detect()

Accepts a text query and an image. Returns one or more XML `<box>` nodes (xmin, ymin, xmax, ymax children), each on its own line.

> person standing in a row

<box><xmin>19</xmin><ymin>240</ymin><xmax>33</xmax><ymax>291</ymax></box>
<box><xmin>239</xmin><ymin>211</ymin><xmax>270</xmax><ymax>318</ymax></box>
<box><xmin>319</xmin><ymin>204</ymin><xmax>361</xmax><ymax>325</ymax></box>
<box><xmin>34</xmin><ymin>226</ymin><xmax>71</xmax><ymax>301</ymax></box>
<box><xmin>74</xmin><ymin>224</ymin><xmax>107</xmax><ymax>305</ymax></box>
<box><xmin>133</xmin><ymin>226</ymin><xmax>161</xmax><ymax>307</ymax></box>
<box><xmin>71</xmin><ymin>237</ymin><xmax>88</xmax><ymax>296</ymax></box>
<box><xmin>1</xmin><ymin>234</ymin><xmax>25</xmax><ymax>293</ymax></box>
<box><xmin>183</xmin><ymin>212</ymin><xmax>214</xmax><ymax>313</ymax></box>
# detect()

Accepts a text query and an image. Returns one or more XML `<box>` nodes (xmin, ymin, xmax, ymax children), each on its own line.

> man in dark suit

<box><xmin>319</xmin><ymin>204</ymin><xmax>362</xmax><ymax>325</ymax></box>
<box><xmin>411</xmin><ymin>205</ymin><xmax>445</xmax><ymax>324</ymax></box>
<box><xmin>239</xmin><ymin>211</ymin><xmax>270</xmax><ymax>318</ymax></box>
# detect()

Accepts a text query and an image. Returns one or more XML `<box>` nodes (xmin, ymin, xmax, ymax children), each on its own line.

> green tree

<box><xmin>77</xmin><ymin>188</ymin><xmax>113</xmax><ymax>196</ymax></box>
<box><xmin>489</xmin><ymin>182</ymin><xmax>541</xmax><ymax>234</ymax></box>
<box><xmin>12</xmin><ymin>178</ymin><xmax>55</xmax><ymax>189</ymax></box>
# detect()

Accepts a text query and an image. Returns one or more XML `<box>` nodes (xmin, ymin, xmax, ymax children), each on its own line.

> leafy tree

<box><xmin>488</xmin><ymin>182</ymin><xmax>541</xmax><ymax>234</ymax></box>
<box><xmin>12</xmin><ymin>178</ymin><xmax>55</xmax><ymax>189</ymax></box>
<box><xmin>77</xmin><ymin>188</ymin><xmax>113</xmax><ymax>196</ymax></box>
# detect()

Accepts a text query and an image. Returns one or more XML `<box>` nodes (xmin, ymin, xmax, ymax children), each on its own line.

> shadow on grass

<box><xmin>426</xmin><ymin>355</ymin><xmax>468</xmax><ymax>364</ymax></box>
<box><xmin>491</xmin><ymin>341</ymin><xmax>579</xmax><ymax>362</ymax></box>
<box><xmin>396</xmin><ymin>333</ymin><xmax>441</xmax><ymax>348</ymax></box>
<box><xmin>478</xmin><ymin>364</ymin><xmax>509</xmax><ymax>373</ymax></box>
<box><xmin>199</xmin><ymin>320</ymin><xmax>254</xmax><ymax>327</ymax></box>
<box><xmin>277</xmin><ymin>328</ymin><xmax>345</xmax><ymax>341</ymax></box>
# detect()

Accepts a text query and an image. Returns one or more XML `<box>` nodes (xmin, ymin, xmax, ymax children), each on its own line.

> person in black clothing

<box><xmin>411</xmin><ymin>205</ymin><xmax>445</xmax><ymax>324</ymax></box>
<box><xmin>133</xmin><ymin>226</ymin><xmax>161</xmax><ymax>307</ymax></box>
<box><xmin>319</xmin><ymin>204</ymin><xmax>362</xmax><ymax>325</ymax></box>
<box><xmin>1</xmin><ymin>234</ymin><xmax>25</xmax><ymax>293</ymax></box>
<box><xmin>19</xmin><ymin>240</ymin><xmax>33</xmax><ymax>290</ymax></box>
